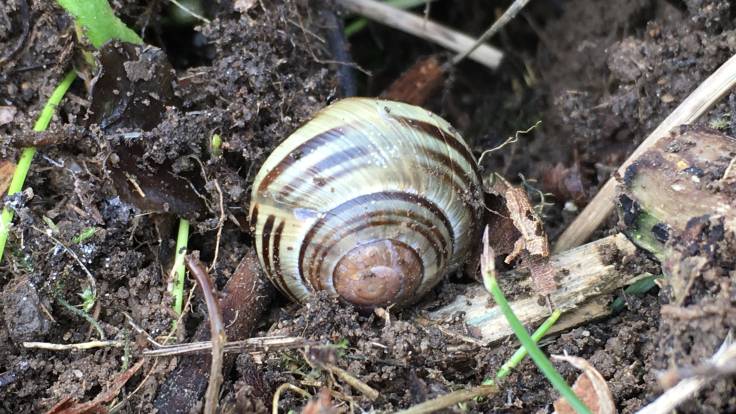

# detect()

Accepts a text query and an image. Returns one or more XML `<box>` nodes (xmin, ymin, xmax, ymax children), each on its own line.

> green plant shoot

<box><xmin>495</xmin><ymin>309</ymin><xmax>561</xmax><ymax>380</ymax></box>
<box><xmin>611</xmin><ymin>273</ymin><xmax>662</xmax><ymax>313</ymax></box>
<box><xmin>171</xmin><ymin>219</ymin><xmax>190</xmax><ymax>315</ymax></box>
<box><xmin>210</xmin><ymin>133</ymin><xmax>223</xmax><ymax>157</ymax></box>
<box><xmin>1</xmin><ymin>0</ymin><xmax>147</xmax><ymax>262</ymax></box>
<box><xmin>78</xmin><ymin>286</ymin><xmax>97</xmax><ymax>313</ymax></box>
<box><xmin>72</xmin><ymin>226</ymin><xmax>98</xmax><ymax>244</ymax></box>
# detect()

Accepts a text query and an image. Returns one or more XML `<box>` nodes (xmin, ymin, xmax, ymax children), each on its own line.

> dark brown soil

<box><xmin>1</xmin><ymin>0</ymin><xmax>735</xmax><ymax>413</ymax></box>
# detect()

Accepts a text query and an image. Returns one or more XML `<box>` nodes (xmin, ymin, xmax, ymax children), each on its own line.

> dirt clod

<box><xmin>3</xmin><ymin>278</ymin><xmax>52</xmax><ymax>342</ymax></box>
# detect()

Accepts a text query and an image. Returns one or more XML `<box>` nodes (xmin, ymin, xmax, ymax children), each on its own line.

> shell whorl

<box><xmin>249</xmin><ymin>97</ymin><xmax>483</xmax><ymax>308</ymax></box>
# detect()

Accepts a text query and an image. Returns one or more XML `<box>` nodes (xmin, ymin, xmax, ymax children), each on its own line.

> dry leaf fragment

<box><xmin>503</xmin><ymin>185</ymin><xmax>550</xmax><ymax>262</ymax></box>
<box><xmin>0</xmin><ymin>160</ymin><xmax>16</xmax><ymax>196</ymax></box>
<box><xmin>485</xmin><ymin>173</ymin><xmax>555</xmax><ymax>294</ymax></box>
<box><xmin>552</xmin><ymin>355</ymin><xmax>616</xmax><ymax>414</ymax></box>
<box><xmin>486</xmin><ymin>173</ymin><xmax>550</xmax><ymax>263</ymax></box>
<box><xmin>301</xmin><ymin>388</ymin><xmax>339</xmax><ymax>414</ymax></box>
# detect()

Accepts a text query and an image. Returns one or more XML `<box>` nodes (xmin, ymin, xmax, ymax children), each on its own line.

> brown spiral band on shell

<box><xmin>297</xmin><ymin>191</ymin><xmax>454</xmax><ymax>294</ymax></box>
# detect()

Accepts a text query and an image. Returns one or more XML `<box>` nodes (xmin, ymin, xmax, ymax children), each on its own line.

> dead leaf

<box><xmin>0</xmin><ymin>160</ymin><xmax>16</xmax><ymax>196</ymax></box>
<box><xmin>552</xmin><ymin>355</ymin><xmax>616</xmax><ymax>414</ymax></box>
<box><xmin>0</xmin><ymin>106</ymin><xmax>17</xmax><ymax>126</ymax></box>
<box><xmin>45</xmin><ymin>359</ymin><xmax>145</xmax><ymax>414</ymax></box>
<box><xmin>301</xmin><ymin>388</ymin><xmax>338</xmax><ymax>414</ymax></box>
<box><xmin>486</xmin><ymin>173</ymin><xmax>549</xmax><ymax>263</ymax></box>
<box><xmin>503</xmin><ymin>185</ymin><xmax>549</xmax><ymax>262</ymax></box>
<box><xmin>483</xmin><ymin>173</ymin><xmax>555</xmax><ymax>294</ymax></box>
<box><xmin>89</xmin><ymin>43</ymin><xmax>205</xmax><ymax>219</ymax></box>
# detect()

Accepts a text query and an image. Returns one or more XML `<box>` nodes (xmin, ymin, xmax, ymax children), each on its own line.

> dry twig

<box><xmin>272</xmin><ymin>383</ymin><xmax>311</xmax><ymax>414</ymax></box>
<box><xmin>208</xmin><ymin>180</ymin><xmax>225</xmax><ymax>271</ymax></box>
<box><xmin>336</xmin><ymin>0</ymin><xmax>503</xmax><ymax>70</ymax></box>
<box><xmin>322</xmin><ymin>362</ymin><xmax>379</xmax><ymax>401</ymax></box>
<box><xmin>167</xmin><ymin>0</ymin><xmax>210</xmax><ymax>23</ymax></box>
<box><xmin>142</xmin><ymin>335</ymin><xmax>308</xmax><ymax>357</ymax></box>
<box><xmin>153</xmin><ymin>249</ymin><xmax>272</xmax><ymax>413</ymax></box>
<box><xmin>23</xmin><ymin>340</ymin><xmax>123</xmax><ymax>351</ymax></box>
<box><xmin>393</xmin><ymin>385</ymin><xmax>497</xmax><ymax>414</ymax></box>
<box><xmin>452</xmin><ymin>0</ymin><xmax>532</xmax><ymax>66</ymax></box>
<box><xmin>185</xmin><ymin>254</ymin><xmax>226</xmax><ymax>414</ymax></box>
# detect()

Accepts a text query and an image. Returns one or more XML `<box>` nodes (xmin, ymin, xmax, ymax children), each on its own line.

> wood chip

<box><xmin>428</xmin><ymin>234</ymin><xmax>639</xmax><ymax>345</ymax></box>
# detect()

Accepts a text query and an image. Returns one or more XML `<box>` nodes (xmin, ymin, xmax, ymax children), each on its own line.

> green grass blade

<box><xmin>0</xmin><ymin>70</ymin><xmax>77</xmax><ymax>263</ymax></box>
<box><xmin>72</xmin><ymin>226</ymin><xmax>98</xmax><ymax>244</ymax></box>
<box><xmin>480</xmin><ymin>226</ymin><xmax>591</xmax><ymax>414</ymax></box>
<box><xmin>345</xmin><ymin>19</ymin><xmax>369</xmax><ymax>37</ymax></box>
<box><xmin>33</xmin><ymin>71</ymin><xmax>79</xmax><ymax>132</ymax></box>
<box><xmin>56</xmin><ymin>0</ymin><xmax>143</xmax><ymax>48</ymax></box>
<box><xmin>611</xmin><ymin>273</ymin><xmax>661</xmax><ymax>313</ymax></box>
<box><xmin>495</xmin><ymin>309</ymin><xmax>561</xmax><ymax>380</ymax></box>
<box><xmin>486</xmin><ymin>276</ymin><xmax>592</xmax><ymax>414</ymax></box>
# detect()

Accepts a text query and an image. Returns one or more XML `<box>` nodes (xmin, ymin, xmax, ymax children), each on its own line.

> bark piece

<box><xmin>617</xmin><ymin>126</ymin><xmax>736</xmax><ymax>257</ymax></box>
<box><xmin>381</xmin><ymin>55</ymin><xmax>446</xmax><ymax>106</ymax></box>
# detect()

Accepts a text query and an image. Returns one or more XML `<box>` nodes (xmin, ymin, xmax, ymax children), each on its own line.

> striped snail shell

<box><xmin>249</xmin><ymin>98</ymin><xmax>483</xmax><ymax>309</ymax></box>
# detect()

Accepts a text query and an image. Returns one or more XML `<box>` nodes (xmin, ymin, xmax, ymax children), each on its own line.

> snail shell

<box><xmin>249</xmin><ymin>98</ymin><xmax>483</xmax><ymax>309</ymax></box>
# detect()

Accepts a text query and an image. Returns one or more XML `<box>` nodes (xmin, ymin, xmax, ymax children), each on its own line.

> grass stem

<box><xmin>0</xmin><ymin>70</ymin><xmax>77</xmax><ymax>263</ymax></box>
<box><xmin>481</xmin><ymin>226</ymin><xmax>591</xmax><ymax>414</ymax></box>
<box><xmin>171</xmin><ymin>218</ymin><xmax>190</xmax><ymax>315</ymax></box>
<box><xmin>495</xmin><ymin>309</ymin><xmax>561</xmax><ymax>380</ymax></box>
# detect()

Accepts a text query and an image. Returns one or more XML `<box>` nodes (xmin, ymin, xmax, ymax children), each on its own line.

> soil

<box><xmin>1</xmin><ymin>0</ymin><xmax>736</xmax><ymax>413</ymax></box>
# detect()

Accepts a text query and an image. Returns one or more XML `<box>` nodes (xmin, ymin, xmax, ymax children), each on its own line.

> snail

<box><xmin>249</xmin><ymin>98</ymin><xmax>483</xmax><ymax>309</ymax></box>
